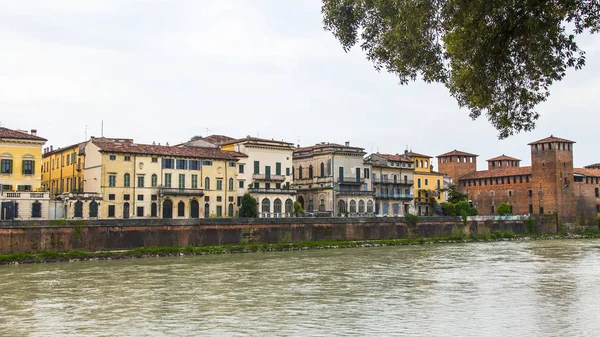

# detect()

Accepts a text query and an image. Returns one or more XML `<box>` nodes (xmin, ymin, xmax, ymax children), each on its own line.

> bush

<box><xmin>405</xmin><ymin>213</ymin><xmax>419</xmax><ymax>226</ymax></box>
<box><xmin>441</xmin><ymin>202</ymin><xmax>456</xmax><ymax>216</ymax></box>
<box><xmin>293</xmin><ymin>202</ymin><xmax>304</xmax><ymax>216</ymax></box>
<box><xmin>497</xmin><ymin>202</ymin><xmax>511</xmax><ymax>215</ymax></box>
<box><xmin>240</xmin><ymin>193</ymin><xmax>258</xmax><ymax>217</ymax></box>
<box><xmin>525</xmin><ymin>217</ymin><xmax>537</xmax><ymax>234</ymax></box>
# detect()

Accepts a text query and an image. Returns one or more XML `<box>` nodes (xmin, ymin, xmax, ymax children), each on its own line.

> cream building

<box><xmin>0</xmin><ymin>127</ymin><xmax>50</xmax><ymax>220</ymax></box>
<box><xmin>220</xmin><ymin>137</ymin><xmax>296</xmax><ymax>217</ymax></box>
<box><xmin>293</xmin><ymin>142</ymin><xmax>374</xmax><ymax>216</ymax></box>
<box><xmin>77</xmin><ymin>137</ymin><xmax>240</xmax><ymax>219</ymax></box>
<box><xmin>364</xmin><ymin>152</ymin><xmax>415</xmax><ymax>216</ymax></box>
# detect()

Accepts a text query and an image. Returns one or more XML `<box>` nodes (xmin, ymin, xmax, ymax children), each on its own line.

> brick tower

<box><xmin>437</xmin><ymin>150</ymin><xmax>478</xmax><ymax>184</ymax></box>
<box><xmin>529</xmin><ymin>136</ymin><xmax>576</xmax><ymax>221</ymax></box>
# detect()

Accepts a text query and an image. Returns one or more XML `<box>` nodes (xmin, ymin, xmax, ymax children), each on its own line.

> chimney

<box><xmin>31</xmin><ymin>129</ymin><xmax>37</xmax><ymax>136</ymax></box>
<box><xmin>50</xmin><ymin>145</ymin><xmax>53</xmax><ymax>151</ymax></box>
<box><xmin>345</xmin><ymin>141</ymin><xmax>350</xmax><ymax>147</ymax></box>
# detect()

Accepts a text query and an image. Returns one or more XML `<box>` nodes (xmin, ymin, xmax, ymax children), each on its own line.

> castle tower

<box><xmin>437</xmin><ymin>150</ymin><xmax>478</xmax><ymax>184</ymax></box>
<box><xmin>487</xmin><ymin>154</ymin><xmax>521</xmax><ymax>170</ymax></box>
<box><xmin>529</xmin><ymin>135</ymin><xmax>576</xmax><ymax>221</ymax></box>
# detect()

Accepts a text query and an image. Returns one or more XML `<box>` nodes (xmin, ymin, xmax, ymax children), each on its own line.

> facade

<box><xmin>408</xmin><ymin>151</ymin><xmax>445</xmax><ymax>215</ymax></box>
<box><xmin>41</xmin><ymin>142</ymin><xmax>86</xmax><ymax>198</ymax></box>
<box><xmin>220</xmin><ymin>136</ymin><xmax>296</xmax><ymax>217</ymax></box>
<box><xmin>293</xmin><ymin>142</ymin><xmax>374</xmax><ymax>216</ymax></box>
<box><xmin>76</xmin><ymin>137</ymin><xmax>240</xmax><ymax>219</ymax></box>
<box><xmin>443</xmin><ymin>135</ymin><xmax>599</xmax><ymax>223</ymax></box>
<box><xmin>0</xmin><ymin>127</ymin><xmax>50</xmax><ymax>220</ymax></box>
<box><xmin>436</xmin><ymin>150</ymin><xmax>477</xmax><ymax>185</ymax></box>
<box><xmin>364</xmin><ymin>152</ymin><xmax>415</xmax><ymax>216</ymax></box>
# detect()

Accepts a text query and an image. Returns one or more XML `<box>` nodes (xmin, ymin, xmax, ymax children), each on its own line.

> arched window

<box><xmin>124</xmin><ymin>173</ymin><xmax>130</xmax><ymax>187</ymax></box>
<box><xmin>163</xmin><ymin>199</ymin><xmax>173</xmax><ymax>218</ymax></box>
<box><xmin>309</xmin><ymin>165</ymin><xmax>313</xmax><ymax>179</ymax></box>
<box><xmin>205</xmin><ymin>177</ymin><xmax>210</xmax><ymax>190</ymax></box>
<box><xmin>367</xmin><ymin>200</ymin><xmax>374</xmax><ymax>213</ymax></box>
<box><xmin>190</xmin><ymin>199</ymin><xmax>199</xmax><ymax>218</ymax></box>
<box><xmin>320</xmin><ymin>162</ymin><xmax>325</xmax><ymax>177</ymax></box>
<box><xmin>285</xmin><ymin>199</ymin><xmax>293</xmax><ymax>214</ymax></box>
<box><xmin>358</xmin><ymin>200</ymin><xmax>365</xmax><ymax>213</ymax></box>
<box><xmin>31</xmin><ymin>200</ymin><xmax>42</xmax><ymax>218</ymax></box>
<box><xmin>338</xmin><ymin>200</ymin><xmax>346</xmax><ymax>215</ymax></box>
<box><xmin>123</xmin><ymin>202</ymin><xmax>130</xmax><ymax>219</ymax></box>
<box><xmin>89</xmin><ymin>200</ymin><xmax>98</xmax><ymax>218</ymax></box>
<box><xmin>298</xmin><ymin>166</ymin><xmax>303</xmax><ymax>180</ymax></box>
<box><xmin>274</xmin><ymin>199</ymin><xmax>282</xmax><ymax>214</ymax></box>
<box><xmin>151</xmin><ymin>202</ymin><xmax>158</xmax><ymax>217</ymax></box>
<box><xmin>349</xmin><ymin>200</ymin><xmax>357</xmax><ymax>213</ymax></box>
<box><xmin>262</xmin><ymin>198</ymin><xmax>271</xmax><ymax>214</ymax></box>
<box><xmin>151</xmin><ymin>174</ymin><xmax>158</xmax><ymax>187</ymax></box>
<box><xmin>228</xmin><ymin>203</ymin><xmax>234</xmax><ymax>217</ymax></box>
<box><xmin>228</xmin><ymin>178</ymin><xmax>234</xmax><ymax>191</ymax></box>
<box><xmin>178</xmin><ymin>201</ymin><xmax>185</xmax><ymax>217</ymax></box>
<box><xmin>74</xmin><ymin>200</ymin><xmax>83</xmax><ymax>218</ymax></box>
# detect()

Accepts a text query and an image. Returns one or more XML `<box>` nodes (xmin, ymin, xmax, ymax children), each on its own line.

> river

<box><xmin>1</xmin><ymin>239</ymin><xmax>599</xmax><ymax>336</ymax></box>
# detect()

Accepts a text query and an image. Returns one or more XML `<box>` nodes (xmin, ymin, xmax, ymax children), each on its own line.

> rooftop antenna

<box><xmin>84</xmin><ymin>125</ymin><xmax>88</xmax><ymax>140</ymax></box>
<box><xmin>205</xmin><ymin>127</ymin><xmax>210</xmax><ymax>137</ymax></box>
<box><xmin>101</xmin><ymin>120</ymin><xmax>104</xmax><ymax>137</ymax></box>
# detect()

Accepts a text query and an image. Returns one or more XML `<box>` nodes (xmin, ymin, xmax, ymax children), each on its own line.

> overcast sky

<box><xmin>1</xmin><ymin>0</ymin><xmax>598</xmax><ymax>170</ymax></box>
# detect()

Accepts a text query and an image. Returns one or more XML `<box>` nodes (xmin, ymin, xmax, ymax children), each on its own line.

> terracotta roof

<box><xmin>487</xmin><ymin>154</ymin><xmax>521</xmax><ymax>162</ymax></box>
<box><xmin>221</xmin><ymin>136</ymin><xmax>294</xmax><ymax>147</ymax></box>
<box><xmin>437</xmin><ymin>149</ymin><xmax>478</xmax><ymax>158</ymax></box>
<box><xmin>584</xmin><ymin>163</ymin><xmax>600</xmax><ymax>169</ymax></box>
<box><xmin>0</xmin><ymin>127</ymin><xmax>47</xmax><ymax>141</ymax></box>
<box><xmin>294</xmin><ymin>142</ymin><xmax>365</xmax><ymax>153</ymax></box>
<box><xmin>91</xmin><ymin>138</ymin><xmax>240</xmax><ymax>160</ymax></box>
<box><xmin>374</xmin><ymin>153</ymin><xmax>413</xmax><ymax>163</ymax></box>
<box><xmin>574</xmin><ymin>168</ymin><xmax>600</xmax><ymax>177</ymax></box>
<box><xmin>203</xmin><ymin>135</ymin><xmax>236</xmax><ymax>145</ymax></box>
<box><xmin>528</xmin><ymin>135</ymin><xmax>575</xmax><ymax>145</ymax></box>
<box><xmin>459</xmin><ymin>166</ymin><xmax>532</xmax><ymax>180</ymax></box>
<box><xmin>43</xmin><ymin>142</ymin><xmax>84</xmax><ymax>157</ymax></box>
<box><xmin>406</xmin><ymin>151</ymin><xmax>432</xmax><ymax>159</ymax></box>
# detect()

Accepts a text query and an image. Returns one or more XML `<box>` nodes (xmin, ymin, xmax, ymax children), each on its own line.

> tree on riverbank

<box><xmin>321</xmin><ymin>0</ymin><xmax>599</xmax><ymax>138</ymax></box>
<box><xmin>240</xmin><ymin>193</ymin><xmax>258</xmax><ymax>217</ymax></box>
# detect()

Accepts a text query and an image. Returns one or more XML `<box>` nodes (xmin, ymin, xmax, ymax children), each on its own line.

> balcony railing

<box><xmin>375</xmin><ymin>193</ymin><xmax>414</xmax><ymax>199</ymax></box>
<box><xmin>248</xmin><ymin>188</ymin><xmax>297</xmax><ymax>195</ymax></box>
<box><xmin>0</xmin><ymin>191</ymin><xmax>50</xmax><ymax>199</ymax></box>
<box><xmin>159</xmin><ymin>188</ymin><xmax>205</xmax><ymax>196</ymax></box>
<box><xmin>252</xmin><ymin>174</ymin><xmax>286</xmax><ymax>182</ymax></box>
<box><xmin>372</xmin><ymin>178</ymin><xmax>414</xmax><ymax>185</ymax></box>
<box><xmin>335</xmin><ymin>190</ymin><xmax>375</xmax><ymax>196</ymax></box>
<box><xmin>337</xmin><ymin>176</ymin><xmax>365</xmax><ymax>184</ymax></box>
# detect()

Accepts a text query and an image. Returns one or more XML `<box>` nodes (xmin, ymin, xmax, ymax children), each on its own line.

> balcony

<box><xmin>372</xmin><ymin>178</ymin><xmax>413</xmax><ymax>185</ymax></box>
<box><xmin>375</xmin><ymin>193</ymin><xmax>414</xmax><ymax>200</ymax></box>
<box><xmin>337</xmin><ymin>176</ymin><xmax>365</xmax><ymax>184</ymax></box>
<box><xmin>159</xmin><ymin>188</ymin><xmax>205</xmax><ymax>197</ymax></box>
<box><xmin>252</xmin><ymin>174</ymin><xmax>286</xmax><ymax>182</ymax></box>
<box><xmin>248</xmin><ymin>188</ymin><xmax>297</xmax><ymax>195</ymax></box>
<box><xmin>335</xmin><ymin>190</ymin><xmax>375</xmax><ymax>196</ymax></box>
<box><xmin>0</xmin><ymin>191</ymin><xmax>50</xmax><ymax>199</ymax></box>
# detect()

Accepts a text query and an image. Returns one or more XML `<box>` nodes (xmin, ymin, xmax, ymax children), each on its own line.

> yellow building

<box><xmin>42</xmin><ymin>142</ymin><xmax>86</xmax><ymax>198</ymax></box>
<box><xmin>407</xmin><ymin>151</ymin><xmax>445</xmax><ymax>215</ymax></box>
<box><xmin>0</xmin><ymin>127</ymin><xmax>50</xmax><ymax>220</ymax></box>
<box><xmin>77</xmin><ymin>137</ymin><xmax>240</xmax><ymax>219</ymax></box>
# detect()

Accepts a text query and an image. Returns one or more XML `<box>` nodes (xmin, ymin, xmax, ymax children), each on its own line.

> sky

<box><xmin>1</xmin><ymin>0</ymin><xmax>598</xmax><ymax>171</ymax></box>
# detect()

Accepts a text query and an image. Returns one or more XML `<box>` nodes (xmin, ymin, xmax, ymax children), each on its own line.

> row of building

<box><xmin>1</xmin><ymin>126</ymin><xmax>599</xmax><ymax>223</ymax></box>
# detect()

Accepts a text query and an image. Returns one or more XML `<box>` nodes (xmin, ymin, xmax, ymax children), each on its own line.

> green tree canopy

<box><xmin>446</xmin><ymin>184</ymin><xmax>467</xmax><ymax>204</ymax></box>
<box><xmin>321</xmin><ymin>0</ymin><xmax>599</xmax><ymax>138</ymax></box>
<box><xmin>497</xmin><ymin>202</ymin><xmax>512</xmax><ymax>215</ymax></box>
<box><xmin>240</xmin><ymin>193</ymin><xmax>258</xmax><ymax>218</ymax></box>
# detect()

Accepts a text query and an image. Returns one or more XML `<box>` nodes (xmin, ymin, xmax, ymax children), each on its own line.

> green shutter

<box><xmin>254</xmin><ymin>161</ymin><xmax>259</xmax><ymax>174</ymax></box>
<box><xmin>276</xmin><ymin>162</ymin><xmax>281</xmax><ymax>175</ymax></box>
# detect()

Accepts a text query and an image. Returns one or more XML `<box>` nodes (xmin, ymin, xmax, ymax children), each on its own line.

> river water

<box><xmin>1</xmin><ymin>240</ymin><xmax>600</xmax><ymax>336</ymax></box>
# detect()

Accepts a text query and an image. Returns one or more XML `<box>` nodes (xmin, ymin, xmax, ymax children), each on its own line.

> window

<box><xmin>216</xmin><ymin>206</ymin><xmax>222</xmax><ymax>217</ymax></box>
<box><xmin>151</xmin><ymin>157</ymin><xmax>158</xmax><ymax>163</ymax></box>
<box><xmin>254</xmin><ymin>161</ymin><xmax>260</xmax><ymax>174</ymax></box>
<box><xmin>437</xmin><ymin>180</ymin><xmax>440</xmax><ymax>190</ymax></box>
<box><xmin>418</xmin><ymin>179</ymin><xmax>421</xmax><ymax>188</ymax></box>
<box><xmin>216</xmin><ymin>179</ymin><xmax>223</xmax><ymax>190</ymax></box>
<box><xmin>286</xmin><ymin>167</ymin><xmax>290</xmax><ymax>176</ymax></box>
<box><xmin>137</xmin><ymin>175</ymin><xmax>145</xmax><ymax>188</ymax></box>
<box><xmin>202</xmin><ymin>160</ymin><xmax>213</xmax><ymax>166</ymax></box>
<box><xmin>229</xmin><ymin>178</ymin><xmax>234</xmax><ymax>191</ymax></box>
<box><xmin>124</xmin><ymin>194</ymin><xmax>130</xmax><ymax>201</ymax></box>
<box><xmin>178</xmin><ymin>201</ymin><xmax>185</xmax><ymax>217</ymax></box>
<box><xmin>491</xmin><ymin>205</ymin><xmax>495</xmax><ymax>214</ymax></box>
<box><xmin>274</xmin><ymin>199</ymin><xmax>282</xmax><ymax>213</ymax></box>
<box><xmin>529</xmin><ymin>204</ymin><xmax>533</xmax><ymax>214</ymax></box>
<box><xmin>229</xmin><ymin>162</ymin><xmax>236</xmax><ymax>167</ymax></box>
<box><xmin>205</xmin><ymin>177</ymin><xmax>210</xmax><ymax>190</ymax></box>
<box><xmin>1</xmin><ymin>159</ymin><xmax>12</xmax><ymax>174</ymax></box>
<box><xmin>192</xmin><ymin>174</ymin><xmax>198</xmax><ymax>189</ymax></box>
<box><xmin>137</xmin><ymin>207</ymin><xmax>144</xmax><ymax>217</ymax></box>
<box><xmin>108</xmin><ymin>174</ymin><xmax>116</xmax><ymax>187</ymax></box>
<box><xmin>217</xmin><ymin>196</ymin><xmax>222</xmax><ymax>202</ymax></box>
<box><xmin>22</xmin><ymin>160</ymin><xmax>34</xmax><ymax>175</ymax></box>
<box><xmin>108</xmin><ymin>194</ymin><xmax>116</xmax><ymax>200</ymax></box>
<box><xmin>276</xmin><ymin>162</ymin><xmax>281</xmax><ymax>175</ymax></box>
<box><xmin>108</xmin><ymin>205</ymin><xmax>115</xmax><ymax>217</ymax></box>
<box><xmin>529</xmin><ymin>190</ymin><xmax>533</xmax><ymax>197</ymax></box>
<box><xmin>151</xmin><ymin>174</ymin><xmax>158</xmax><ymax>187</ymax></box>
<box><xmin>509</xmin><ymin>191</ymin><xmax>512</xmax><ymax>197</ymax></box>
<box><xmin>239</xmin><ymin>181</ymin><xmax>244</xmax><ymax>188</ymax></box>
<box><xmin>164</xmin><ymin>173</ymin><xmax>172</xmax><ymax>187</ymax></box>
<box><xmin>276</xmin><ymin>183</ymin><xmax>281</xmax><ymax>189</ymax></box>
<box><xmin>151</xmin><ymin>194</ymin><xmax>158</xmax><ymax>201</ymax></box>
<box><xmin>228</xmin><ymin>203</ymin><xmax>234</xmax><ymax>216</ymax></box>
<box><xmin>239</xmin><ymin>164</ymin><xmax>245</xmax><ymax>173</ymax></box>
<box><xmin>179</xmin><ymin>174</ymin><xmax>185</xmax><ymax>188</ymax></box>
<box><xmin>189</xmin><ymin>160</ymin><xmax>200</xmax><ymax>170</ymax></box>
<box><xmin>596</xmin><ymin>188</ymin><xmax>599</xmax><ymax>198</ymax></box>
<box><xmin>177</xmin><ymin>159</ymin><xmax>187</xmax><ymax>170</ymax></box>
<box><xmin>124</xmin><ymin>173</ymin><xmax>131</xmax><ymax>187</ymax></box>
<box><xmin>237</xmin><ymin>196</ymin><xmax>243</xmax><ymax>206</ymax></box>
<box><xmin>109</xmin><ymin>155</ymin><xmax>116</xmax><ymax>161</ymax></box>
<box><xmin>137</xmin><ymin>194</ymin><xmax>144</xmax><ymax>201</ymax></box>
<box><xmin>31</xmin><ymin>201</ymin><xmax>42</xmax><ymax>218</ymax></box>
<box><xmin>162</xmin><ymin>158</ymin><xmax>174</xmax><ymax>169</ymax></box>
<box><xmin>124</xmin><ymin>155</ymin><xmax>131</xmax><ymax>161</ymax></box>
<box><xmin>298</xmin><ymin>166</ymin><xmax>303</xmax><ymax>179</ymax></box>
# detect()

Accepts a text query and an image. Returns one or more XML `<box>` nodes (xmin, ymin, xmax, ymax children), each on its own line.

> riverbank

<box><xmin>3</xmin><ymin>230</ymin><xmax>600</xmax><ymax>265</ymax></box>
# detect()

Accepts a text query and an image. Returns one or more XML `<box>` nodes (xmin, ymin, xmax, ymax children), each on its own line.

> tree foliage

<box><xmin>240</xmin><ymin>193</ymin><xmax>258</xmax><ymax>218</ymax></box>
<box><xmin>446</xmin><ymin>184</ymin><xmax>467</xmax><ymax>204</ymax></box>
<box><xmin>321</xmin><ymin>0</ymin><xmax>599</xmax><ymax>138</ymax></box>
<box><xmin>497</xmin><ymin>202</ymin><xmax>512</xmax><ymax>215</ymax></box>
<box><xmin>294</xmin><ymin>201</ymin><xmax>305</xmax><ymax>216</ymax></box>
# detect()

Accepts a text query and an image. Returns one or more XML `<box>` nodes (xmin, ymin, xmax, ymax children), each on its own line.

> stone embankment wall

<box><xmin>0</xmin><ymin>217</ymin><xmax>545</xmax><ymax>254</ymax></box>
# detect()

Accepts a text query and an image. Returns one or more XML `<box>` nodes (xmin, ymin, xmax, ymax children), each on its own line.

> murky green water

<box><xmin>1</xmin><ymin>240</ymin><xmax>600</xmax><ymax>336</ymax></box>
